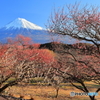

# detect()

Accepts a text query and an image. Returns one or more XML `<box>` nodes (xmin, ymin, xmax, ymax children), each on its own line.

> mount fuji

<box><xmin>4</xmin><ymin>18</ymin><xmax>43</xmax><ymax>30</ymax></box>
<box><xmin>0</xmin><ymin>18</ymin><xmax>78</xmax><ymax>44</ymax></box>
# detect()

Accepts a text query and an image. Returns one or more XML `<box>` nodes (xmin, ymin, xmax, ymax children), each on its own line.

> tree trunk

<box><xmin>96</xmin><ymin>44</ymin><xmax>100</xmax><ymax>54</ymax></box>
<box><xmin>89</xmin><ymin>96</ymin><xmax>96</xmax><ymax>100</ymax></box>
<box><xmin>0</xmin><ymin>81</ymin><xmax>17</xmax><ymax>93</ymax></box>
<box><xmin>55</xmin><ymin>87</ymin><xmax>59</xmax><ymax>98</ymax></box>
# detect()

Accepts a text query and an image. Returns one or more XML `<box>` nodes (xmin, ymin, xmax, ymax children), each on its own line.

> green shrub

<box><xmin>6</xmin><ymin>77</ymin><xmax>16</xmax><ymax>83</ymax></box>
<box><xmin>30</xmin><ymin>77</ymin><xmax>44</xmax><ymax>83</ymax></box>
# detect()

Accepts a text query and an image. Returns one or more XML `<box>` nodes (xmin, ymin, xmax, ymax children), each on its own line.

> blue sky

<box><xmin>0</xmin><ymin>0</ymin><xmax>99</xmax><ymax>28</ymax></box>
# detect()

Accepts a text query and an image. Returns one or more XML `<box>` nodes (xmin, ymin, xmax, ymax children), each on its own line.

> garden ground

<box><xmin>3</xmin><ymin>82</ymin><xmax>100</xmax><ymax>100</ymax></box>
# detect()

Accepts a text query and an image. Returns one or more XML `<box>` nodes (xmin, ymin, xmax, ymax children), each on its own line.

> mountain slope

<box><xmin>0</xmin><ymin>18</ymin><xmax>79</xmax><ymax>44</ymax></box>
<box><xmin>0</xmin><ymin>18</ymin><xmax>50</xmax><ymax>43</ymax></box>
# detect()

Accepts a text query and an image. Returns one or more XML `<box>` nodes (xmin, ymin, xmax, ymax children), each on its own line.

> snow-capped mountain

<box><xmin>5</xmin><ymin>18</ymin><xmax>43</xmax><ymax>30</ymax></box>
<box><xmin>0</xmin><ymin>18</ymin><xmax>78</xmax><ymax>44</ymax></box>
<box><xmin>0</xmin><ymin>18</ymin><xmax>50</xmax><ymax>43</ymax></box>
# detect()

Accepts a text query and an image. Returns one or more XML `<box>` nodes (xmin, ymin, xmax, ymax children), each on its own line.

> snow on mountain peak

<box><xmin>5</xmin><ymin>18</ymin><xmax>43</xmax><ymax>30</ymax></box>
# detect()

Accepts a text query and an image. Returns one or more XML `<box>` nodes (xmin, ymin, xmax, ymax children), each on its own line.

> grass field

<box><xmin>4</xmin><ymin>82</ymin><xmax>100</xmax><ymax>100</ymax></box>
